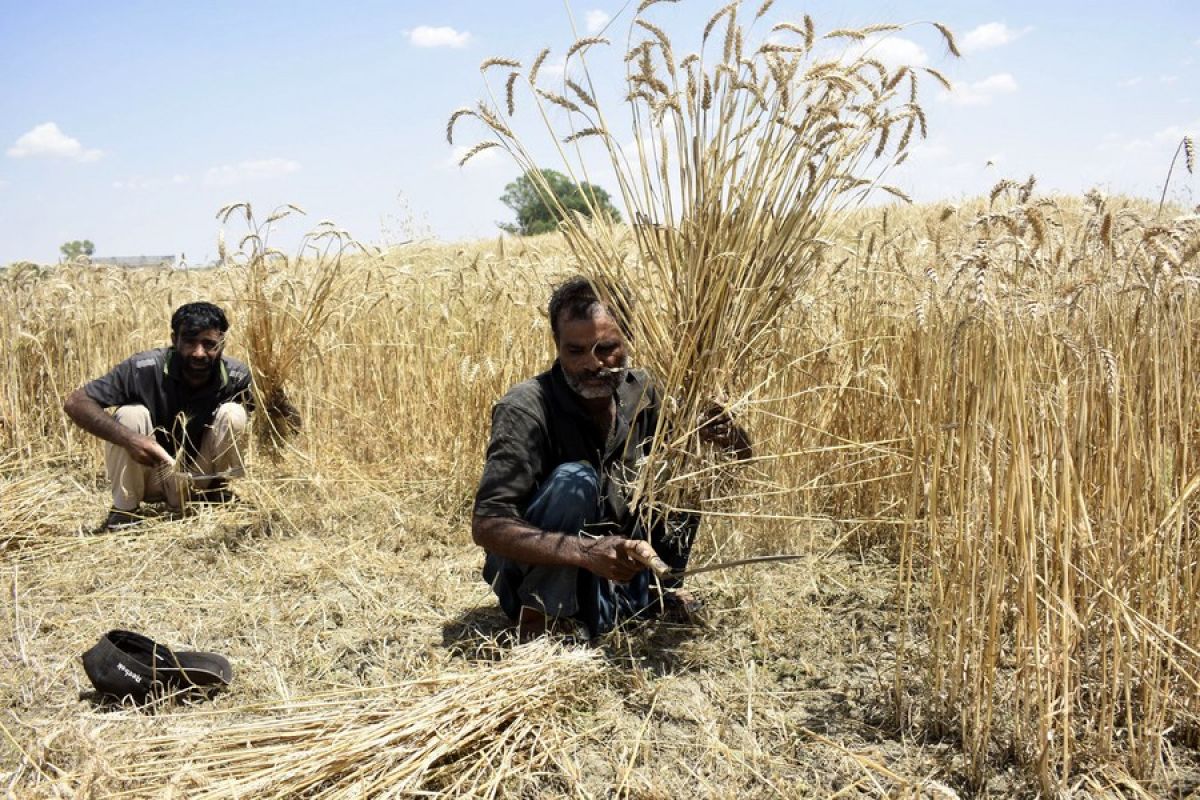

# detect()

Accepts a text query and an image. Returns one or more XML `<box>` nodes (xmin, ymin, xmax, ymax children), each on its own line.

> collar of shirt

<box><xmin>548</xmin><ymin>361</ymin><xmax>656</xmax><ymax>461</ymax></box>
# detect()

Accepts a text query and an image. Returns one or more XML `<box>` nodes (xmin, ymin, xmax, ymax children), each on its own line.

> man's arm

<box><xmin>471</xmin><ymin>514</ymin><xmax>659</xmax><ymax>583</ymax></box>
<box><xmin>63</xmin><ymin>388</ymin><xmax>171</xmax><ymax>467</ymax></box>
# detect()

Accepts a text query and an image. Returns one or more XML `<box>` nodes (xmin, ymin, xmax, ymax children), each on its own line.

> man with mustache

<box><xmin>63</xmin><ymin>302</ymin><xmax>252</xmax><ymax>531</ymax></box>
<box><xmin>472</xmin><ymin>277</ymin><xmax>750</xmax><ymax>642</ymax></box>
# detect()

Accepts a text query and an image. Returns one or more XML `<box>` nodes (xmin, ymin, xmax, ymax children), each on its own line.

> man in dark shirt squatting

<box><xmin>63</xmin><ymin>301</ymin><xmax>253</xmax><ymax>531</ymax></box>
<box><xmin>472</xmin><ymin>277</ymin><xmax>751</xmax><ymax>643</ymax></box>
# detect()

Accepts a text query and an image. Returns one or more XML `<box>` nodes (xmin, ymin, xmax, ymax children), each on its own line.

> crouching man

<box><xmin>472</xmin><ymin>277</ymin><xmax>750</xmax><ymax>642</ymax></box>
<box><xmin>64</xmin><ymin>301</ymin><xmax>253</xmax><ymax>531</ymax></box>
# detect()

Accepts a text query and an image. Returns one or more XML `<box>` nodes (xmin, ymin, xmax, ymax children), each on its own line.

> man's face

<box><xmin>556</xmin><ymin>308</ymin><xmax>629</xmax><ymax>400</ymax></box>
<box><xmin>172</xmin><ymin>327</ymin><xmax>224</xmax><ymax>384</ymax></box>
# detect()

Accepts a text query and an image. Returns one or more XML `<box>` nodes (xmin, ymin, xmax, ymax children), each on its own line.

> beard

<box><xmin>184</xmin><ymin>356</ymin><xmax>216</xmax><ymax>378</ymax></box>
<box><xmin>564</xmin><ymin>358</ymin><xmax>629</xmax><ymax>400</ymax></box>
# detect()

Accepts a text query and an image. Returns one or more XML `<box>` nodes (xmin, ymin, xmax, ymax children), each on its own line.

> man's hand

<box><xmin>472</xmin><ymin>516</ymin><xmax>670</xmax><ymax>582</ymax></box>
<box><xmin>126</xmin><ymin>434</ymin><xmax>172</xmax><ymax>467</ymax></box>
<box><xmin>697</xmin><ymin>402</ymin><xmax>753</xmax><ymax>459</ymax></box>
<box><xmin>579</xmin><ymin>537</ymin><xmax>664</xmax><ymax>583</ymax></box>
<box><xmin>63</xmin><ymin>388</ymin><xmax>174</xmax><ymax>465</ymax></box>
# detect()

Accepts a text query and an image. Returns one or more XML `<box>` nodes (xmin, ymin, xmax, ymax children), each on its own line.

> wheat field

<box><xmin>1</xmin><ymin>188</ymin><xmax>1199</xmax><ymax>797</ymax></box>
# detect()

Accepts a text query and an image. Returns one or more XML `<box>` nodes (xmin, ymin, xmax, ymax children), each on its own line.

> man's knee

<box><xmin>536</xmin><ymin>461</ymin><xmax>600</xmax><ymax>506</ymax></box>
<box><xmin>112</xmin><ymin>405</ymin><xmax>152</xmax><ymax>434</ymax></box>
<box><xmin>523</xmin><ymin>461</ymin><xmax>601</xmax><ymax>532</ymax></box>
<box><xmin>213</xmin><ymin>403</ymin><xmax>248</xmax><ymax>434</ymax></box>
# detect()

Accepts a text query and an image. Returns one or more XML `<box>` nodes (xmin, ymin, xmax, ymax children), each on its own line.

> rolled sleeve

<box><xmin>473</xmin><ymin>403</ymin><xmax>548</xmax><ymax>519</ymax></box>
<box><xmin>82</xmin><ymin>357</ymin><xmax>140</xmax><ymax>409</ymax></box>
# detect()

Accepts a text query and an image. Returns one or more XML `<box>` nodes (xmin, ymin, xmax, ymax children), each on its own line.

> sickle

<box><xmin>153</xmin><ymin>466</ymin><xmax>238</xmax><ymax>482</ymax></box>
<box><xmin>636</xmin><ymin>551</ymin><xmax>807</xmax><ymax>580</ymax></box>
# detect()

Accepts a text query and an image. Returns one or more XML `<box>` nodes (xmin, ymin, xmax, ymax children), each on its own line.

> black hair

<box><xmin>547</xmin><ymin>276</ymin><xmax>633</xmax><ymax>342</ymax></box>
<box><xmin>171</xmin><ymin>302</ymin><xmax>229</xmax><ymax>337</ymax></box>
<box><xmin>548</xmin><ymin>276</ymin><xmax>600</xmax><ymax>342</ymax></box>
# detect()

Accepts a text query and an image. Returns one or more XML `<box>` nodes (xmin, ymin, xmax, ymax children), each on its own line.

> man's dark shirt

<box><xmin>83</xmin><ymin>347</ymin><xmax>253</xmax><ymax>458</ymax></box>
<box><xmin>474</xmin><ymin>362</ymin><xmax>658</xmax><ymax>537</ymax></box>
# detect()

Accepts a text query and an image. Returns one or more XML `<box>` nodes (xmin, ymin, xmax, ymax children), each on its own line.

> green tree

<box><xmin>499</xmin><ymin>169</ymin><xmax>621</xmax><ymax>236</ymax></box>
<box><xmin>60</xmin><ymin>240</ymin><xmax>95</xmax><ymax>261</ymax></box>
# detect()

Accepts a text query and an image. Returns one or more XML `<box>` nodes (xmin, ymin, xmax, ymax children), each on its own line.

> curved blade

<box><xmin>674</xmin><ymin>553</ymin><xmax>807</xmax><ymax>579</ymax></box>
<box><xmin>641</xmin><ymin>552</ymin><xmax>807</xmax><ymax>580</ymax></box>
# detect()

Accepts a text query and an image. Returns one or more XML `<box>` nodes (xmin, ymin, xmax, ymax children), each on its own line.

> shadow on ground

<box><xmin>440</xmin><ymin>603</ymin><xmax>719</xmax><ymax>675</ymax></box>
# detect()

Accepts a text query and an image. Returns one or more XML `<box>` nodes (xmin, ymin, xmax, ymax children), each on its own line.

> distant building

<box><xmin>90</xmin><ymin>255</ymin><xmax>177</xmax><ymax>268</ymax></box>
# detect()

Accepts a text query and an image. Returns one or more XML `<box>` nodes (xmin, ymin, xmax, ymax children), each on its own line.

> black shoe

<box><xmin>102</xmin><ymin>508</ymin><xmax>145</xmax><ymax>532</ymax></box>
<box><xmin>192</xmin><ymin>480</ymin><xmax>237</xmax><ymax>505</ymax></box>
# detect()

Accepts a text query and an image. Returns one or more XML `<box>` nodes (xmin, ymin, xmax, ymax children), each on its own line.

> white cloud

<box><xmin>203</xmin><ymin>158</ymin><xmax>300</xmax><ymax>186</ymax></box>
<box><xmin>1099</xmin><ymin>120</ymin><xmax>1198</xmax><ymax>154</ymax></box>
<box><xmin>940</xmin><ymin>73</ymin><xmax>1018</xmax><ymax>106</ymax></box>
<box><xmin>1161</xmin><ymin>74</ymin><xmax>1179</xmax><ymax>85</ymax></box>
<box><xmin>113</xmin><ymin>173</ymin><xmax>191</xmax><ymax>190</ymax></box>
<box><xmin>6</xmin><ymin>122</ymin><xmax>102</xmax><ymax>162</ymax></box>
<box><xmin>408</xmin><ymin>25</ymin><xmax>471</xmax><ymax>48</ymax></box>
<box><xmin>960</xmin><ymin>22</ymin><xmax>1031</xmax><ymax>54</ymax></box>
<box><xmin>977</xmin><ymin>73</ymin><xmax>1018</xmax><ymax>92</ymax></box>
<box><xmin>540</xmin><ymin>56</ymin><xmax>567</xmax><ymax>81</ymax></box>
<box><xmin>1115</xmin><ymin>136</ymin><xmax>1155</xmax><ymax>153</ymax></box>
<box><xmin>447</xmin><ymin>144</ymin><xmax>502</xmax><ymax>169</ymax></box>
<box><xmin>114</xmin><ymin>177</ymin><xmax>150</xmax><ymax>190</ymax></box>
<box><xmin>1117</xmin><ymin>76</ymin><xmax>1142</xmax><ymax>88</ymax></box>
<box><xmin>585</xmin><ymin>10</ymin><xmax>610</xmax><ymax>33</ymax></box>
<box><xmin>1153</xmin><ymin>120</ymin><xmax>1199</xmax><ymax>143</ymax></box>
<box><xmin>907</xmin><ymin>141</ymin><xmax>951</xmax><ymax>163</ymax></box>
<box><xmin>846</xmin><ymin>36</ymin><xmax>928</xmax><ymax>69</ymax></box>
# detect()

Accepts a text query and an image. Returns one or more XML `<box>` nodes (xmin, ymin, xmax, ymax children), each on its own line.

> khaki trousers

<box><xmin>105</xmin><ymin>404</ymin><xmax>248</xmax><ymax>511</ymax></box>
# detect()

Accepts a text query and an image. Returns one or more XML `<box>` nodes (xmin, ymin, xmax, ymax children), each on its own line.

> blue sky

<box><xmin>1</xmin><ymin>1</ymin><xmax>1196</xmax><ymax>264</ymax></box>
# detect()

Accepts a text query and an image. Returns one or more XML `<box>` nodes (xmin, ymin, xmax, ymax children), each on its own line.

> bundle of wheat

<box><xmin>217</xmin><ymin>203</ymin><xmax>374</xmax><ymax>457</ymax></box>
<box><xmin>451</xmin><ymin>1</ymin><xmax>958</xmax><ymax>526</ymax></box>
<box><xmin>92</xmin><ymin>642</ymin><xmax>601</xmax><ymax>799</ymax></box>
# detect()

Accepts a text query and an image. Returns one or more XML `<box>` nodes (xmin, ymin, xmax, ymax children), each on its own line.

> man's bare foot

<box><xmin>652</xmin><ymin>587</ymin><xmax>705</xmax><ymax>623</ymax></box>
<box><xmin>516</xmin><ymin>606</ymin><xmax>589</xmax><ymax>645</ymax></box>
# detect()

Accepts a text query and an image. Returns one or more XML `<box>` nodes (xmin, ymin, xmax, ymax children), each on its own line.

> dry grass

<box><xmin>2</xmin><ymin>192</ymin><xmax>1200</xmax><ymax>796</ymax></box>
<box><xmin>87</xmin><ymin>643</ymin><xmax>607</xmax><ymax>799</ymax></box>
